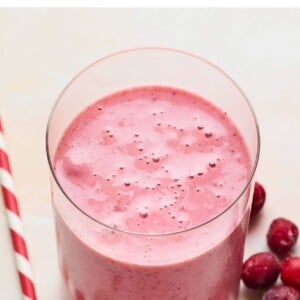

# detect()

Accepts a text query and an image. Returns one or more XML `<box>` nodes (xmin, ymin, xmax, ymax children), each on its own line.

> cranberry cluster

<box><xmin>241</xmin><ymin>182</ymin><xmax>300</xmax><ymax>299</ymax></box>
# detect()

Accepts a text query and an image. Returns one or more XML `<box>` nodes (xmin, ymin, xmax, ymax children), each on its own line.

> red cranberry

<box><xmin>281</xmin><ymin>257</ymin><xmax>300</xmax><ymax>290</ymax></box>
<box><xmin>263</xmin><ymin>285</ymin><xmax>300</xmax><ymax>300</ymax></box>
<box><xmin>250</xmin><ymin>182</ymin><xmax>266</xmax><ymax>218</ymax></box>
<box><xmin>241</xmin><ymin>252</ymin><xmax>281</xmax><ymax>289</ymax></box>
<box><xmin>267</xmin><ymin>218</ymin><xmax>299</xmax><ymax>255</ymax></box>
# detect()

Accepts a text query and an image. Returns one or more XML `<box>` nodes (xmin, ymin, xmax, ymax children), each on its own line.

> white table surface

<box><xmin>1</xmin><ymin>8</ymin><xmax>300</xmax><ymax>300</ymax></box>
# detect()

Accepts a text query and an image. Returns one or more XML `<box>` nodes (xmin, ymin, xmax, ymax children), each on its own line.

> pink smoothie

<box><xmin>53</xmin><ymin>86</ymin><xmax>251</xmax><ymax>300</ymax></box>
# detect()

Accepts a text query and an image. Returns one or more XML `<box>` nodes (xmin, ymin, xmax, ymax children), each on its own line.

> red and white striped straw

<box><xmin>0</xmin><ymin>118</ymin><xmax>37</xmax><ymax>300</ymax></box>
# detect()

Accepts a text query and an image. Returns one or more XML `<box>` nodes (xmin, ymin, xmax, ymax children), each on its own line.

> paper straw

<box><xmin>0</xmin><ymin>118</ymin><xmax>37</xmax><ymax>300</ymax></box>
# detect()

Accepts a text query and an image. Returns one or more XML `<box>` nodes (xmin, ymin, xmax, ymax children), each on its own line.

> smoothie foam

<box><xmin>53</xmin><ymin>86</ymin><xmax>251</xmax><ymax>300</ymax></box>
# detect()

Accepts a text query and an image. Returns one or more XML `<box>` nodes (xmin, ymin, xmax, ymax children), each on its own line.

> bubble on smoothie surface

<box><xmin>54</xmin><ymin>86</ymin><xmax>251</xmax><ymax>234</ymax></box>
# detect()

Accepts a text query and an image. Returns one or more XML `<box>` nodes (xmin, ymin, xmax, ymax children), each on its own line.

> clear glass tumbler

<box><xmin>46</xmin><ymin>48</ymin><xmax>260</xmax><ymax>300</ymax></box>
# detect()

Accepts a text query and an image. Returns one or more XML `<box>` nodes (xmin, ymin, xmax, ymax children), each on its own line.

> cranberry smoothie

<box><xmin>53</xmin><ymin>86</ymin><xmax>251</xmax><ymax>300</ymax></box>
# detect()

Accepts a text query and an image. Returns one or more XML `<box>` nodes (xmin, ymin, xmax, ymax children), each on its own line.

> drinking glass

<box><xmin>46</xmin><ymin>48</ymin><xmax>260</xmax><ymax>300</ymax></box>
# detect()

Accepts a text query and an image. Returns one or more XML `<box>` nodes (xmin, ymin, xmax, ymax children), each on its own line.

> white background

<box><xmin>0</xmin><ymin>8</ymin><xmax>300</xmax><ymax>299</ymax></box>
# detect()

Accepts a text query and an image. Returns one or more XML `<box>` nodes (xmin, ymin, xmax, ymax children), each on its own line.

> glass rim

<box><xmin>46</xmin><ymin>47</ymin><xmax>261</xmax><ymax>237</ymax></box>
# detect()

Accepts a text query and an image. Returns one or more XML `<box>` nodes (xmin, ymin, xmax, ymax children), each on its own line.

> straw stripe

<box><xmin>0</xmin><ymin>149</ymin><xmax>11</xmax><ymax>172</ymax></box>
<box><xmin>0</xmin><ymin>132</ymin><xmax>7</xmax><ymax>149</ymax></box>
<box><xmin>16</xmin><ymin>253</ymin><xmax>32</xmax><ymax>279</ymax></box>
<box><xmin>7</xmin><ymin>210</ymin><xmax>25</xmax><ymax>237</ymax></box>
<box><xmin>11</xmin><ymin>229</ymin><xmax>29</xmax><ymax>259</ymax></box>
<box><xmin>0</xmin><ymin>167</ymin><xmax>16</xmax><ymax>194</ymax></box>
<box><xmin>0</xmin><ymin>132</ymin><xmax>8</xmax><ymax>149</ymax></box>
<box><xmin>0</xmin><ymin>118</ymin><xmax>37</xmax><ymax>300</ymax></box>
<box><xmin>19</xmin><ymin>272</ymin><xmax>37</xmax><ymax>300</ymax></box>
<box><xmin>6</xmin><ymin>210</ymin><xmax>24</xmax><ymax>236</ymax></box>
<box><xmin>16</xmin><ymin>253</ymin><xmax>33</xmax><ymax>279</ymax></box>
<box><xmin>1</xmin><ymin>185</ymin><xmax>20</xmax><ymax>216</ymax></box>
